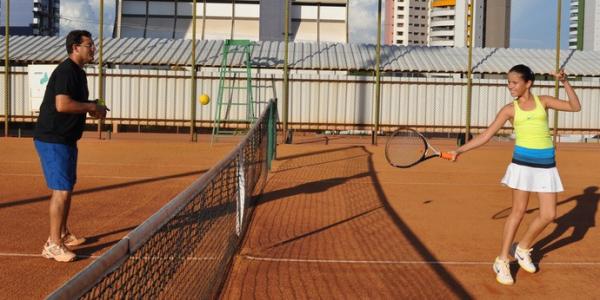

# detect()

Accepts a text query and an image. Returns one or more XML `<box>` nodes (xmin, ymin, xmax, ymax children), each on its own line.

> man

<box><xmin>33</xmin><ymin>30</ymin><xmax>108</xmax><ymax>262</ymax></box>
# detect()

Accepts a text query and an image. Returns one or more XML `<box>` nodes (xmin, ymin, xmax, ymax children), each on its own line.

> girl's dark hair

<box><xmin>509</xmin><ymin>64</ymin><xmax>535</xmax><ymax>84</ymax></box>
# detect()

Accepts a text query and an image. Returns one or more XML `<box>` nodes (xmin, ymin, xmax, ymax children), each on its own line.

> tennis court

<box><xmin>221</xmin><ymin>136</ymin><xmax>600</xmax><ymax>298</ymax></box>
<box><xmin>1</xmin><ymin>129</ymin><xmax>599</xmax><ymax>298</ymax></box>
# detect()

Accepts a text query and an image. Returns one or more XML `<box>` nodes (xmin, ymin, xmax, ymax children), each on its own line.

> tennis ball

<box><xmin>199</xmin><ymin>94</ymin><xmax>210</xmax><ymax>105</ymax></box>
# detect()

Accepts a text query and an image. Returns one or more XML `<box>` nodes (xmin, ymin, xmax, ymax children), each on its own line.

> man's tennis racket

<box><xmin>385</xmin><ymin>127</ymin><xmax>453</xmax><ymax>168</ymax></box>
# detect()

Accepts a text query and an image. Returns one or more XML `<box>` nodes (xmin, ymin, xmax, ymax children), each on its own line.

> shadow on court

<box><xmin>532</xmin><ymin>186</ymin><xmax>599</xmax><ymax>263</ymax></box>
<box><xmin>490</xmin><ymin>186</ymin><xmax>599</xmax><ymax>264</ymax></box>
<box><xmin>0</xmin><ymin>170</ymin><xmax>207</xmax><ymax>209</ymax></box>
<box><xmin>224</xmin><ymin>145</ymin><xmax>472</xmax><ymax>299</ymax></box>
<box><xmin>73</xmin><ymin>225</ymin><xmax>138</xmax><ymax>257</ymax></box>
<box><xmin>258</xmin><ymin>172</ymin><xmax>371</xmax><ymax>201</ymax></box>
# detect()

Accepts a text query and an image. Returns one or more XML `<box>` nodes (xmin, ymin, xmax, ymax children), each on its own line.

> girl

<box><xmin>449</xmin><ymin>65</ymin><xmax>581</xmax><ymax>285</ymax></box>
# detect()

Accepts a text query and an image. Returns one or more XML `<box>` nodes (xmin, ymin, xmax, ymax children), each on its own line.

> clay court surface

<box><xmin>1</xmin><ymin>133</ymin><xmax>599</xmax><ymax>298</ymax></box>
<box><xmin>0</xmin><ymin>133</ymin><xmax>236</xmax><ymax>299</ymax></box>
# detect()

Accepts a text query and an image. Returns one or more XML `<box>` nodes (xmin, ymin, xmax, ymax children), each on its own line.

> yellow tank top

<box><xmin>513</xmin><ymin>95</ymin><xmax>553</xmax><ymax>149</ymax></box>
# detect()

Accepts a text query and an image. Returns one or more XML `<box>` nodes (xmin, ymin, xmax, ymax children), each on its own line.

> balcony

<box><xmin>430</xmin><ymin>9</ymin><xmax>455</xmax><ymax>18</ymax></box>
<box><xmin>430</xmin><ymin>30</ymin><xmax>454</xmax><ymax>37</ymax></box>
<box><xmin>430</xmin><ymin>39</ymin><xmax>454</xmax><ymax>47</ymax></box>
<box><xmin>430</xmin><ymin>19</ymin><xmax>455</xmax><ymax>27</ymax></box>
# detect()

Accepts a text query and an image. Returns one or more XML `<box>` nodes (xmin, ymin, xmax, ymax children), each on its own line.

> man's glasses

<box><xmin>77</xmin><ymin>44</ymin><xmax>96</xmax><ymax>49</ymax></box>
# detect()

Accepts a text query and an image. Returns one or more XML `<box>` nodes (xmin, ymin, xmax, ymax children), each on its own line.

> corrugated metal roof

<box><xmin>1</xmin><ymin>35</ymin><xmax>600</xmax><ymax>76</ymax></box>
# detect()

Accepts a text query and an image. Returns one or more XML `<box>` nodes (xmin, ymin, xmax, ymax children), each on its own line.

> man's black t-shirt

<box><xmin>34</xmin><ymin>58</ymin><xmax>90</xmax><ymax>145</ymax></box>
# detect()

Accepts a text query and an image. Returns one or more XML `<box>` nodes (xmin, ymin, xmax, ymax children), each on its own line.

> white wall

<box><xmin>3</xmin><ymin>66</ymin><xmax>600</xmax><ymax>133</ymax></box>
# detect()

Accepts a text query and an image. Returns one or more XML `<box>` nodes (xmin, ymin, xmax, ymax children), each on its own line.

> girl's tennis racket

<box><xmin>385</xmin><ymin>127</ymin><xmax>453</xmax><ymax>168</ymax></box>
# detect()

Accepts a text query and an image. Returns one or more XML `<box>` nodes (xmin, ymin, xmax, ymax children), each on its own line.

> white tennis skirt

<box><xmin>501</xmin><ymin>163</ymin><xmax>564</xmax><ymax>193</ymax></box>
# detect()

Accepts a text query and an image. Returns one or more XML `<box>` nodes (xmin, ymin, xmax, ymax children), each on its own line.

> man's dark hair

<box><xmin>509</xmin><ymin>64</ymin><xmax>535</xmax><ymax>85</ymax></box>
<box><xmin>65</xmin><ymin>30</ymin><xmax>92</xmax><ymax>54</ymax></box>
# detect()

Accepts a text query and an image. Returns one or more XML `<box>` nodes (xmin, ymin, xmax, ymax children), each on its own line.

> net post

<box><xmin>267</xmin><ymin>101</ymin><xmax>275</xmax><ymax>170</ymax></box>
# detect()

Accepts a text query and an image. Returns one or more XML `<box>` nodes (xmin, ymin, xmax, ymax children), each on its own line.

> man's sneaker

<box><xmin>42</xmin><ymin>241</ymin><xmax>76</xmax><ymax>262</ymax></box>
<box><xmin>493</xmin><ymin>257</ymin><xmax>514</xmax><ymax>285</ymax></box>
<box><xmin>515</xmin><ymin>245</ymin><xmax>536</xmax><ymax>273</ymax></box>
<box><xmin>62</xmin><ymin>233</ymin><xmax>86</xmax><ymax>247</ymax></box>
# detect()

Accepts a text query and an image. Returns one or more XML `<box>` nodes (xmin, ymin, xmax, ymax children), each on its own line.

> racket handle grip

<box><xmin>440</xmin><ymin>152</ymin><xmax>454</xmax><ymax>160</ymax></box>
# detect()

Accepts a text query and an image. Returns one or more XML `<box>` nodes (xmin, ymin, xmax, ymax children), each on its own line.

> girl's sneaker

<box><xmin>493</xmin><ymin>257</ymin><xmax>514</xmax><ymax>285</ymax></box>
<box><xmin>62</xmin><ymin>233</ymin><xmax>86</xmax><ymax>247</ymax></box>
<box><xmin>515</xmin><ymin>245</ymin><xmax>536</xmax><ymax>273</ymax></box>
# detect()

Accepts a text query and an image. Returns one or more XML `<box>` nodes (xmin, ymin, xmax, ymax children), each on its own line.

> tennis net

<box><xmin>47</xmin><ymin>99</ymin><xmax>278</xmax><ymax>299</ymax></box>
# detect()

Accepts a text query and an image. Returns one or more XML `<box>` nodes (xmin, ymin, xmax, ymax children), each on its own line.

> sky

<box><xmin>59</xmin><ymin>0</ymin><xmax>116</xmax><ymax>36</ymax></box>
<box><xmin>509</xmin><ymin>0</ymin><xmax>570</xmax><ymax>49</ymax></box>
<box><xmin>1</xmin><ymin>0</ymin><xmax>572</xmax><ymax>49</ymax></box>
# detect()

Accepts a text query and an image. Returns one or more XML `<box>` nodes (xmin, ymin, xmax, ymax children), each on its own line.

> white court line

<box><xmin>0</xmin><ymin>173</ymin><xmax>170</xmax><ymax>180</ymax></box>
<box><xmin>0</xmin><ymin>252</ymin><xmax>218</xmax><ymax>261</ymax></box>
<box><xmin>267</xmin><ymin>179</ymin><xmax>500</xmax><ymax>186</ymax></box>
<box><xmin>242</xmin><ymin>255</ymin><xmax>600</xmax><ymax>266</ymax></box>
<box><xmin>1</xmin><ymin>160</ymin><xmax>204</xmax><ymax>168</ymax></box>
<box><xmin>0</xmin><ymin>252</ymin><xmax>100</xmax><ymax>259</ymax></box>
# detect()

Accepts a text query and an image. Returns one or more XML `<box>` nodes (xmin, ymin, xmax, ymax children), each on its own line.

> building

<box><xmin>385</xmin><ymin>0</ymin><xmax>509</xmax><ymax>48</ymax></box>
<box><xmin>429</xmin><ymin>0</ymin><xmax>511</xmax><ymax>47</ymax></box>
<box><xmin>570</xmin><ymin>0</ymin><xmax>600</xmax><ymax>50</ymax></box>
<box><xmin>32</xmin><ymin>0</ymin><xmax>60</xmax><ymax>36</ymax></box>
<box><xmin>483</xmin><ymin>0</ymin><xmax>510</xmax><ymax>48</ymax></box>
<box><xmin>429</xmin><ymin>0</ymin><xmax>484</xmax><ymax>47</ymax></box>
<box><xmin>385</xmin><ymin>0</ymin><xmax>430</xmax><ymax>46</ymax></box>
<box><xmin>570</xmin><ymin>0</ymin><xmax>582</xmax><ymax>49</ymax></box>
<box><xmin>116</xmin><ymin>0</ymin><xmax>347</xmax><ymax>43</ymax></box>
<box><xmin>0</xmin><ymin>26</ymin><xmax>33</xmax><ymax>35</ymax></box>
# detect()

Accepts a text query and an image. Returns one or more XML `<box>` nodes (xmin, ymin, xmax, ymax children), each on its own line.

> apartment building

<box><xmin>385</xmin><ymin>0</ymin><xmax>430</xmax><ymax>46</ymax></box>
<box><xmin>385</xmin><ymin>0</ymin><xmax>509</xmax><ymax>48</ymax></box>
<box><xmin>429</xmin><ymin>0</ymin><xmax>483</xmax><ymax>47</ymax></box>
<box><xmin>32</xmin><ymin>0</ymin><xmax>60</xmax><ymax>36</ymax></box>
<box><xmin>570</xmin><ymin>0</ymin><xmax>600</xmax><ymax>50</ymax></box>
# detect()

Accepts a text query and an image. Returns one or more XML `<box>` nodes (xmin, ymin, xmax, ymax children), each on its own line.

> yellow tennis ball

<box><xmin>199</xmin><ymin>94</ymin><xmax>210</xmax><ymax>105</ymax></box>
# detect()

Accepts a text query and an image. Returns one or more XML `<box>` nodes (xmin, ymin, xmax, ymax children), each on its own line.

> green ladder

<box><xmin>212</xmin><ymin>39</ymin><xmax>256</xmax><ymax>143</ymax></box>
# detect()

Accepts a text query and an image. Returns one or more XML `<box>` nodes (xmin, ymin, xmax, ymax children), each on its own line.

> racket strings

<box><xmin>385</xmin><ymin>130</ymin><xmax>427</xmax><ymax>167</ymax></box>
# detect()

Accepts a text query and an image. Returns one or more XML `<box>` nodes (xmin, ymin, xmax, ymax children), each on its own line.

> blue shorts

<box><xmin>34</xmin><ymin>140</ymin><xmax>78</xmax><ymax>191</ymax></box>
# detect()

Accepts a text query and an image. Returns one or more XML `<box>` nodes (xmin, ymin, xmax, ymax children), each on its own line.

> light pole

<box><xmin>553</xmin><ymin>0</ymin><xmax>562</xmax><ymax>144</ymax></box>
<box><xmin>372</xmin><ymin>0</ymin><xmax>382</xmax><ymax>145</ymax></box>
<box><xmin>191</xmin><ymin>0</ymin><xmax>197</xmax><ymax>141</ymax></box>
<box><xmin>4</xmin><ymin>0</ymin><xmax>10</xmax><ymax>137</ymax></box>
